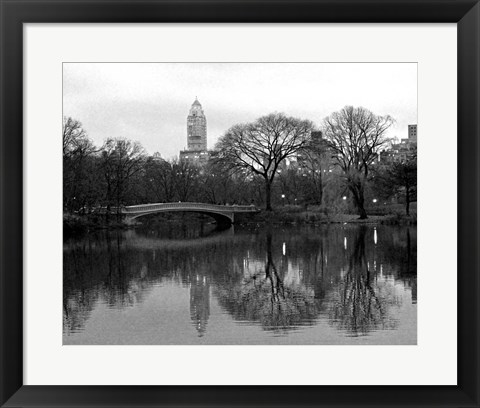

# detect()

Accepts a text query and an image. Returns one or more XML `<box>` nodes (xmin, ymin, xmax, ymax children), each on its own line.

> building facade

<box><xmin>408</xmin><ymin>124</ymin><xmax>417</xmax><ymax>143</ymax></box>
<box><xmin>180</xmin><ymin>98</ymin><xmax>211</xmax><ymax>165</ymax></box>
<box><xmin>379</xmin><ymin>124</ymin><xmax>417</xmax><ymax>165</ymax></box>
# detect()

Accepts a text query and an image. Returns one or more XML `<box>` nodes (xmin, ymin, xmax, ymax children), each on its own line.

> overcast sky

<box><xmin>63</xmin><ymin>63</ymin><xmax>417</xmax><ymax>159</ymax></box>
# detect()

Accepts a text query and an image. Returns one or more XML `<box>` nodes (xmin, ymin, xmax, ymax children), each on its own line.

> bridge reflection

<box><xmin>63</xmin><ymin>225</ymin><xmax>417</xmax><ymax>341</ymax></box>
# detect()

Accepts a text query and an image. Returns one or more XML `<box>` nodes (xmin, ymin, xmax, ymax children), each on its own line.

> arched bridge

<box><xmin>119</xmin><ymin>202</ymin><xmax>260</xmax><ymax>226</ymax></box>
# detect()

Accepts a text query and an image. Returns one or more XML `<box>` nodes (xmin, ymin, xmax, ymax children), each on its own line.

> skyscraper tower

<box><xmin>187</xmin><ymin>98</ymin><xmax>207</xmax><ymax>151</ymax></box>
<box><xmin>179</xmin><ymin>98</ymin><xmax>210</xmax><ymax>165</ymax></box>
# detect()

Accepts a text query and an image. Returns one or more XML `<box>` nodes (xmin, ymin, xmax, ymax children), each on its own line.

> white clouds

<box><xmin>63</xmin><ymin>62</ymin><xmax>417</xmax><ymax>158</ymax></box>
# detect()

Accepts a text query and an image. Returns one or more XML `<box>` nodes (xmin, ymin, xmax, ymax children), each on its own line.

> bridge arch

<box><xmin>119</xmin><ymin>202</ymin><xmax>259</xmax><ymax>226</ymax></box>
<box><xmin>125</xmin><ymin>208</ymin><xmax>234</xmax><ymax>226</ymax></box>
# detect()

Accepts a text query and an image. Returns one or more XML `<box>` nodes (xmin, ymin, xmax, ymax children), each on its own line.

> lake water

<box><xmin>63</xmin><ymin>223</ymin><xmax>417</xmax><ymax>345</ymax></box>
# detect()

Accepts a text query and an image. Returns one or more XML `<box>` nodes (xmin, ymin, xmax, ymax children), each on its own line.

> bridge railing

<box><xmin>121</xmin><ymin>202</ymin><xmax>260</xmax><ymax>214</ymax></box>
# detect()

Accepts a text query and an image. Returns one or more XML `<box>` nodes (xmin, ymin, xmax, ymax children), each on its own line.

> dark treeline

<box><xmin>63</xmin><ymin>107</ymin><xmax>417</xmax><ymax>219</ymax></box>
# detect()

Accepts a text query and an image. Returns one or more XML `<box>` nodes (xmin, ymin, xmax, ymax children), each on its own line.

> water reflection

<box><xmin>189</xmin><ymin>275</ymin><xmax>210</xmax><ymax>337</ymax></box>
<box><xmin>63</xmin><ymin>224</ymin><xmax>417</xmax><ymax>344</ymax></box>
<box><xmin>214</xmin><ymin>231</ymin><xmax>322</xmax><ymax>333</ymax></box>
<box><xmin>328</xmin><ymin>226</ymin><xmax>398</xmax><ymax>336</ymax></box>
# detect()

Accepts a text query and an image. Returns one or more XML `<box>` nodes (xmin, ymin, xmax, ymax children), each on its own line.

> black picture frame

<box><xmin>1</xmin><ymin>1</ymin><xmax>479</xmax><ymax>407</ymax></box>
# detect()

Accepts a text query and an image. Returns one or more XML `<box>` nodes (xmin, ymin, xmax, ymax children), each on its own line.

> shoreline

<box><xmin>64</xmin><ymin>208</ymin><xmax>416</xmax><ymax>237</ymax></box>
<box><xmin>236</xmin><ymin>211</ymin><xmax>416</xmax><ymax>227</ymax></box>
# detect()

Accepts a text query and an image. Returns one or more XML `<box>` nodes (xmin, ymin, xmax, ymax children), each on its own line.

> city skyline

<box><xmin>63</xmin><ymin>63</ymin><xmax>417</xmax><ymax>158</ymax></box>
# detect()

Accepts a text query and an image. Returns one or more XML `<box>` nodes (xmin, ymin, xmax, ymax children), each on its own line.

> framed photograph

<box><xmin>1</xmin><ymin>0</ymin><xmax>479</xmax><ymax>407</ymax></box>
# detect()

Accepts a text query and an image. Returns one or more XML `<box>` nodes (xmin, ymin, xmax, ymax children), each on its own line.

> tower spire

<box><xmin>187</xmin><ymin>98</ymin><xmax>206</xmax><ymax>151</ymax></box>
<box><xmin>180</xmin><ymin>98</ymin><xmax>209</xmax><ymax>165</ymax></box>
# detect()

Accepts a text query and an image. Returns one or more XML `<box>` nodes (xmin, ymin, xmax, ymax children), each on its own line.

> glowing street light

<box><xmin>342</xmin><ymin>196</ymin><xmax>347</xmax><ymax>200</ymax></box>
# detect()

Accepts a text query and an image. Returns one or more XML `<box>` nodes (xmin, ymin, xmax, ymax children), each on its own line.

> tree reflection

<box><xmin>63</xmin><ymin>288</ymin><xmax>99</xmax><ymax>335</ymax></box>
<box><xmin>378</xmin><ymin>227</ymin><xmax>417</xmax><ymax>304</ymax></box>
<box><xmin>63</xmin><ymin>224</ymin><xmax>415</xmax><ymax>341</ymax></box>
<box><xmin>328</xmin><ymin>226</ymin><xmax>398</xmax><ymax>336</ymax></box>
<box><xmin>214</xmin><ymin>230</ymin><xmax>322</xmax><ymax>333</ymax></box>
<box><xmin>63</xmin><ymin>232</ymin><xmax>153</xmax><ymax>334</ymax></box>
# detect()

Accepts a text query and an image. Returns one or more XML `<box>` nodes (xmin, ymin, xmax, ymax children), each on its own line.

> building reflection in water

<box><xmin>63</xmin><ymin>224</ymin><xmax>417</xmax><ymax>343</ymax></box>
<box><xmin>189</xmin><ymin>275</ymin><xmax>210</xmax><ymax>337</ymax></box>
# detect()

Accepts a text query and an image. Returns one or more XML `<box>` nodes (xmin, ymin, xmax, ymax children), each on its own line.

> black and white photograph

<box><xmin>63</xmin><ymin>62</ymin><xmax>417</xmax><ymax>345</ymax></box>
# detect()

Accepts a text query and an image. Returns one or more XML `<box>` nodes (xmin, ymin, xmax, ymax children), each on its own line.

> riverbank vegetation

<box><xmin>63</xmin><ymin>107</ymin><xmax>416</xmax><ymax>232</ymax></box>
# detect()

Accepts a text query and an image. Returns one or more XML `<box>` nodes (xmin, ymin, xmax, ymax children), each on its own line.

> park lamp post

<box><xmin>281</xmin><ymin>194</ymin><xmax>285</xmax><ymax>206</ymax></box>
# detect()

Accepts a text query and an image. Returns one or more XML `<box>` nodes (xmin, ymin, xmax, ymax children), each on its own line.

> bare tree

<box><xmin>297</xmin><ymin>132</ymin><xmax>332</xmax><ymax>206</ymax></box>
<box><xmin>156</xmin><ymin>160</ymin><xmax>177</xmax><ymax>203</ymax></box>
<box><xmin>172</xmin><ymin>159</ymin><xmax>199</xmax><ymax>202</ymax></box>
<box><xmin>377</xmin><ymin>147</ymin><xmax>417</xmax><ymax>215</ymax></box>
<box><xmin>142</xmin><ymin>158</ymin><xmax>200</xmax><ymax>204</ymax></box>
<box><xmin>277</xmin><ymin>167</ymin><xmax>302</xmax><ymax>205</ymax></box>
<box><xmin>63</xmin><ymin>117</ymin><xmax>91</xmax><ymax>155</ymax></box>
<box><xmin>200</xmin><ymin>160</ymin><xmax>234</xmax><ymax>204</ymax></box>
<box><xmin>100</xmin><ymin>138</ymin><xmax>146</xmax><ymax>219</ymax></box>
<box><xmin>323</xmin><ymin>106</ymin><xmax>394</xmax><ymax>219</ymax></box>
<box><xmin>63</xmin><ymin>117</ymin><xmax>97</xmax><ymax>211</ymax></box>
<box><xmin>215</xmin><ymin>113</ymin><xmax>314</xmax><ymax>210</ymax></box>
